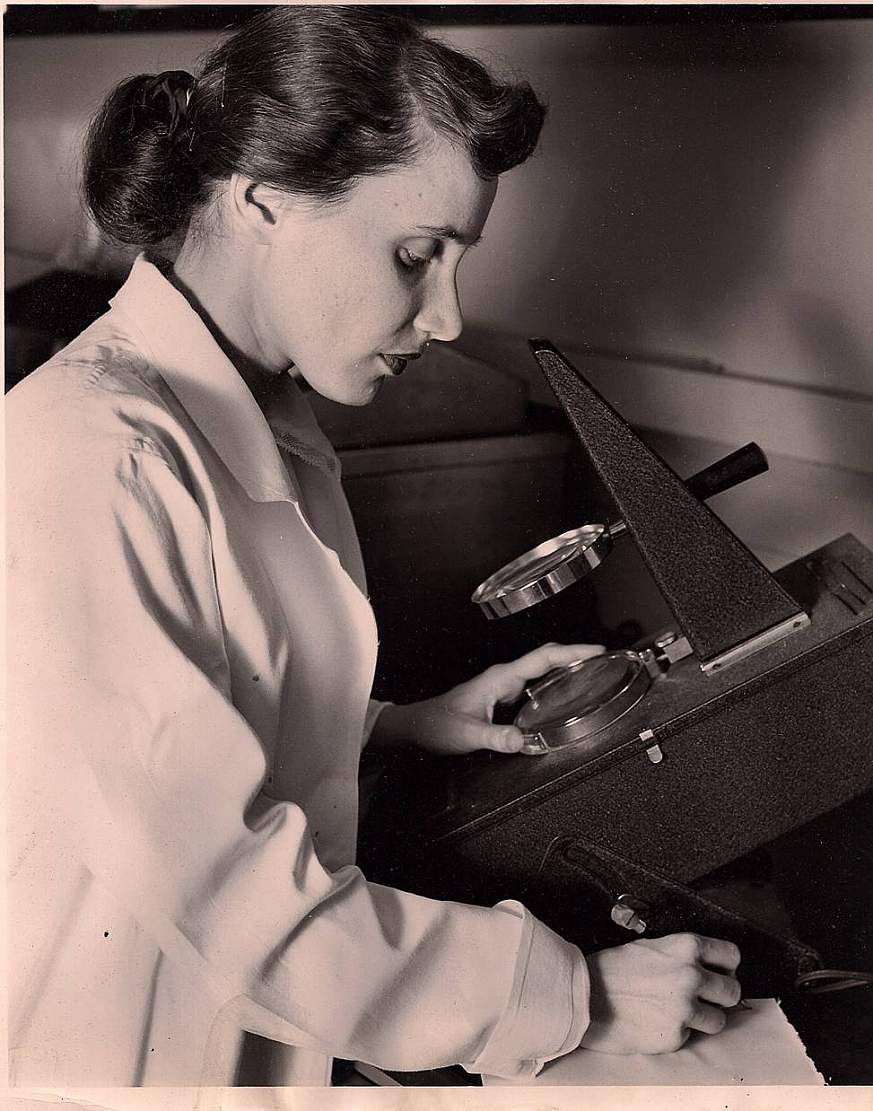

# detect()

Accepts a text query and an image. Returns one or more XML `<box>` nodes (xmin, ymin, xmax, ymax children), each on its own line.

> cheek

<box><xmin>269</xmin><ymin>257</ymin><xmax>345</xmax><ymax>345</ymax></box>
<box><xmin>329</xmin><ymin>265</ymin><xmax>416</xmax><ymax>346</ymax></box>
<box><xmin>267</xmin><ymin>245</ymin><xmax>416</xmax><ymax>358</ymax></box>
<box><xmin>305</xmin><ymin>262</ymin><xmax>367</xmax><ymax>327</ymax></box>
<box><xmin>367</xmin><ymin>261</ymin><xmax>419</xmax><ymax>327</ymax></box>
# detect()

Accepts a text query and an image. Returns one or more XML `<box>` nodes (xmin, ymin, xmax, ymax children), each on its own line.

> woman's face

<box><xmin>251</xmin><ymin>134</ymin><xmax>498</xmax><ymax>405</ymax></box>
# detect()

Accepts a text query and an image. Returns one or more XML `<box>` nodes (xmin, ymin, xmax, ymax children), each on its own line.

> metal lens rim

<box><xmin>517</xmin><ymin>650</ymin><xmax>651</xmax><ymax>754</ymax></box>
<box><xmin>472</xmin><ymin>523</ymin><xmax>608</xmax><ymax>616</ymax></box>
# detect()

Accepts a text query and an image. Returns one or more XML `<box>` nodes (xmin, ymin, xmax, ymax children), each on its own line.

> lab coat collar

<box><xmin>110</xmin><ymin>254</ymin><xmax>314</xmax><ymax>503</ymax></box>
<box><xmin>263</xmin><ymin>380</ymin><xmax>343</xmax><ymax>483</ymax></box>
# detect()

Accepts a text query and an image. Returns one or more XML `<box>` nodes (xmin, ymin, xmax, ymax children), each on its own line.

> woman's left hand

<box><xmin>372</xmin><ymin>642</ymin><xmax>604</xmax><ymax>756</ymax></box>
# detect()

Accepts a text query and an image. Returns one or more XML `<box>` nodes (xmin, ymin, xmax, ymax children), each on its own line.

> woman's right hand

<box><xmin>580</xmin><ymin>933</ymin><xmax>742</xmax><ymax>1055</ymax></box>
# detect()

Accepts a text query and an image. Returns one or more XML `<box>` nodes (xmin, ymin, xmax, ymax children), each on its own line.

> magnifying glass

<box><xmin>472</xmin><ymin>442</ymin><xmax>767</xmax><ymax>620</ymax></box>
<box><xmin>515</xmin><ymin>649</ymin><xmax>653</xmax><ymax>755</ymax></box>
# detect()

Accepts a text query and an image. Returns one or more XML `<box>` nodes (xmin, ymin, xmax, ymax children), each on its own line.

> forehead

<box><xmin>338</xmin><ymin>135</ymin><xmax>498</xmax><ymax>239</ymax></box>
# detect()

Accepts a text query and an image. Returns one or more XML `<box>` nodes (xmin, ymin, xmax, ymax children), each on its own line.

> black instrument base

<box><xmin>359</xmin><ymin>535</ymin><xmax>873</xmax><ymax>1080</ymax></box>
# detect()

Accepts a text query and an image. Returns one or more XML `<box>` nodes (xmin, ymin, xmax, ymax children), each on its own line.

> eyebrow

<box><xmin>413</xmin><ymin>225</ymin><xmax>484</xmax><ymax>247</ymax></box>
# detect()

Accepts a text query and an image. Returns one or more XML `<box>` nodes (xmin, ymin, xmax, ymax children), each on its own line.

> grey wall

<box><xmin>7</xmin><ymin>18</ymin><xmax>873</xmax><ymax>398</ymax></box>
<box><xmin>440</xmin><ymin>19</ymin><xmax>873</xmax><ymax>399</ymax></box>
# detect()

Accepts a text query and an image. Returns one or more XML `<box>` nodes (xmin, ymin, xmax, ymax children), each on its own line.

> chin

<box><xmin>299</xmin><ymin>370</ymin><xmax>383</xmax><ymax>407</ymax></box>
<box><xmin>324</xmin><ymin>380</ymin><xmax>384</xmax><ymax>407</ymax></box>
<box><xmin>356</xmin><ymin>377</ymin><xmax>385</xmax><ymax>405</ymax></box>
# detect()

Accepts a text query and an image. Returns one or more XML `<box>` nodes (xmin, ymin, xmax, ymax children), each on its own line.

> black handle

<box><xmin>685</xmin><ymin>442</ymin><xmax>768</xmax><ymax>501</ymax></box>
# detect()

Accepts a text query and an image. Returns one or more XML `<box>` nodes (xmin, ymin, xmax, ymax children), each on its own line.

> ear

<box><xmin>229</xmin><ymin>174</ymin><xmax>288</xmax><ymax>243</ymax></box>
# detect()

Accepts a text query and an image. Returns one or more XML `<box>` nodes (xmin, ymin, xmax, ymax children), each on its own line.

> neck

<box><xmin>168</xmin><ymin>239</ymin><xmax>287</xmax><ymax>409</ymax></box>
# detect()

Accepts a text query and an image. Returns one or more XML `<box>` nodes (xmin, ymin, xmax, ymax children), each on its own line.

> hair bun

<box><xmin>84</xmin><ymin>70</ymin><xmax>202</xmax><ymax>244</ymax></box>
<box><xmin>139</xmin><ymin>70</ymin><xmax>196</xmax><ymax>143</ymax></box>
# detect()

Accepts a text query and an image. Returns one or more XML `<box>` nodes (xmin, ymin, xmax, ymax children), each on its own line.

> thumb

<box><xmin>437</xmin><ymin>715</ymin><xmax>525</xmax><ymax>755</ymax></box>
<box><xmin>471</xmin><ymin>722</ymin><xmax>526</xmax><ymax>755</ymax></box>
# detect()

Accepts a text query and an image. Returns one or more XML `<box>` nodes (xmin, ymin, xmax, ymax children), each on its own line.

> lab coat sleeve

<box><xmin>7</xmin><ymin>412</ymin><xmax>589</xmax><ymax>1080</ymax></box>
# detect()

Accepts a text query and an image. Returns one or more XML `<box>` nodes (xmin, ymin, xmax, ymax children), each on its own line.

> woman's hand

<box><xmin>580</xmin><ymin>933</ymin><xmax>743</xmax><ymax>1055</ymax></box>
<box><xmin>372</xmin><ymin>642</ymin><xmax>604</xmax><ymax>756</ymax></box>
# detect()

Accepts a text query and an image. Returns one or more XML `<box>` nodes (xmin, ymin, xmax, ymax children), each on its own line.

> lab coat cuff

<box><xmin>467</xmin><ymin>899</ymin><xmax>590</xmax><ymax>1082</ymax></box>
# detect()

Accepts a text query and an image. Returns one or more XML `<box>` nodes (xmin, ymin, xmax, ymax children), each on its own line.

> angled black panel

<box><xmin>530</xmin><ymin>339</ymin><xmax>804</xmax><ymax>663</ymax></box>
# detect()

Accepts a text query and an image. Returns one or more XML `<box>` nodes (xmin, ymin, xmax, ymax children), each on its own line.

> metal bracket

<box><xmin>639</xmin><ymin>728</ymin><xmax>664</xmax><ymax>764</ymax></box>
<box><xmin>701</xmin><ymin>611</ymin><xmax>810</xmax><ymax>674</ymax></box>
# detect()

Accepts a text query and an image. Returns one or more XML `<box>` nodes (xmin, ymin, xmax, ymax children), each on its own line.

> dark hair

<box><xmin>83</xmin><ymin>6</ymin><xmax>547</xmax><ymax>245</ymax></box>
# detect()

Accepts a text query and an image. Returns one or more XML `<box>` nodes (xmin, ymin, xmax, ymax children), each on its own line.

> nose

<box><xmin>414</xmin><ymin>269</ymin><xmax>463</xmax><ymax>344</ymax></box>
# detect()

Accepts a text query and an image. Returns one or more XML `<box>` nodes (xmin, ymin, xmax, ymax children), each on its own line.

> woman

<box><xmin>7</xmin><ymin>6</ymin><xmax>741</xmax><ymax>1090</ymax></box>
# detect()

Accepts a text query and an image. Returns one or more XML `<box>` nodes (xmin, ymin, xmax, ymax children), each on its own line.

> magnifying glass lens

<box><xmin>516</xmin><ymin>651</ymin><xmax>650</xmax><ymax>754</ymax></box>
<box><xmin>502</xmin><ymin>539</ymin><xmax>595</xmax><ymax>590</ymax></box>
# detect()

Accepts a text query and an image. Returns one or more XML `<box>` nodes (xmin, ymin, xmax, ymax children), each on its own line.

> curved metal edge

<box><xmin>472</xmin><ymin>524</ymin><xmax>609</xmax><ymax>618</ymax></box>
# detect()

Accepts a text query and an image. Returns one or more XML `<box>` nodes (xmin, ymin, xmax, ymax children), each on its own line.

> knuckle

<box><xmin>687</xmin><ymin>933</ymin><xmax>705</xmax><ymax>959</ymax></box>
<box><xmin>671</xmin><ymin>932</ymin><xmax>701</xmax><ymax>959</ymax></box>
<box><xmin>485</xmin><ymin>663</ymin><xmax>505</xmax><ymax>683</ymax></box>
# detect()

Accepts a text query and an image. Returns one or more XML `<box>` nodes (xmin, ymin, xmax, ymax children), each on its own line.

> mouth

<box><xmin>379</xmin><ymin>351</ymin><xmax>423</xmax><ymax>377</ymax></box>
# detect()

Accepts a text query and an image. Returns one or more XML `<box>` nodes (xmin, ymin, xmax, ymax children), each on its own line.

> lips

<box><xmin>380</xmin><ymin>351</ymin><xmax>423</xmax><ymax>377</ymax></box>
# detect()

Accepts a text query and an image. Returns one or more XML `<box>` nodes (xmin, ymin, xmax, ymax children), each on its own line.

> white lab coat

<box><xmin>6</xmin><ymin>255</ymin><xmax>589</xmax><ymax>1090</ymax></box>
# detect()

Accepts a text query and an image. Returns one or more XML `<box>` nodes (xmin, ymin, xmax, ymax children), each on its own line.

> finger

<box><xmin>492</xmin><ymin>643</ymin><xmax>605</xmax><ymax>704</ymax></box>
<box><xmin>457</xmin><ymin>719</ymin><xmax>525</xmax><ymax>754</ymax></box>
<box><xmin>686</xmin><ymin>1002</ymin><xmax>729</xmax><ymax>1036</ymax></box>
<box><xmin>698</xmin><ymin>970</ymin><xmax>742</xmax><ymax>1008</ymax></box>
<box><xmin>442</xmin><ymin>714</ymin><xmax>524</xmax><ymax>755</ymax></box>
<box><xmin>696</xmin><ymin>936</ymin><xmax>742</xmax><ymax>974</ymax></box>
<box><xmin>487</xmin><ymin>725</ymin><xmax>526</xmax><ymax>754</ymax></box>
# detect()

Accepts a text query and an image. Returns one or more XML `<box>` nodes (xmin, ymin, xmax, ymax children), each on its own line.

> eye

<box><xmin>397</xmin><ymin>242</ymin><xmax>436</xmax><ymax>271</ymax></box>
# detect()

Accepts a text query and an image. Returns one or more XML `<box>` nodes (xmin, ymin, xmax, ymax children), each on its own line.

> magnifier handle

<box><xmin>684</xmin><ymin>442</ymin><xmax>768</xmax><ymax>501</ymax></box>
